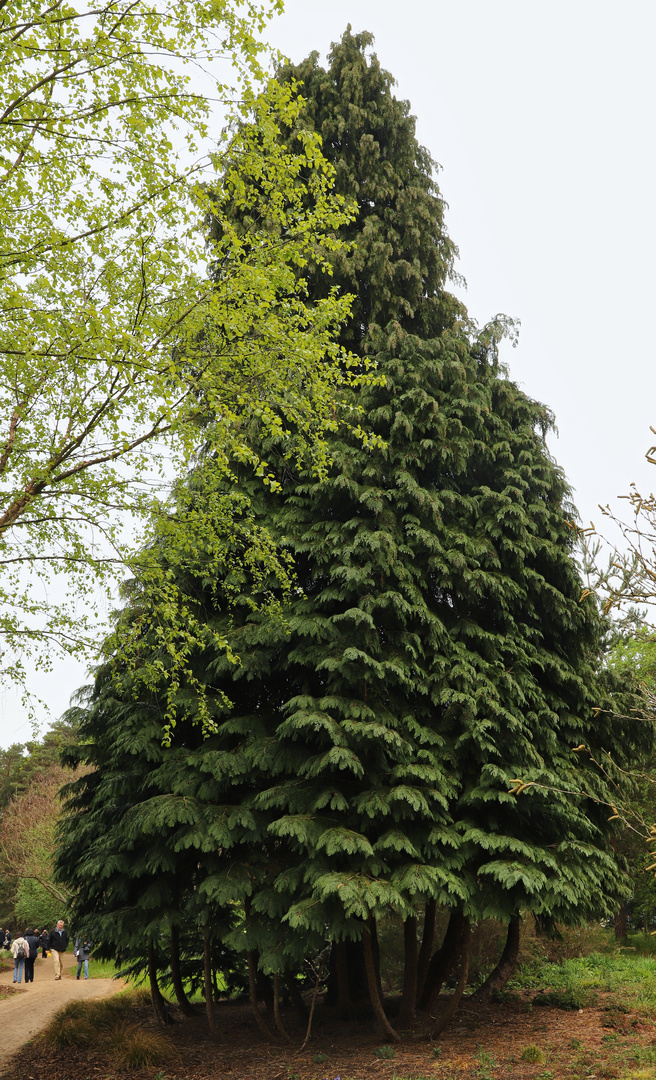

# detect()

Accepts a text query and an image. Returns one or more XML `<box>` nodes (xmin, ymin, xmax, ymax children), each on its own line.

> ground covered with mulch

<box><xmin>5</xmin><ymin>986</ymin><xmax>656</xmax><ymax>1080</ymax></box>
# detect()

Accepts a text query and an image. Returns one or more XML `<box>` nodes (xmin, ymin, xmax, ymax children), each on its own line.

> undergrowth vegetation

<box><xmin>14</xmin><ymin>926</ymin><xmax>656</xmax><ymax>1079</ymax></box>
<box><xmin>510</xmin><ymin>939</ymin><xmax>656</xmax><ymax>1017</ymax></box>
<box><xmin>39</xmin><ymin>989</ymin><xmax>173</xmax><ymax>1068</ymax></box>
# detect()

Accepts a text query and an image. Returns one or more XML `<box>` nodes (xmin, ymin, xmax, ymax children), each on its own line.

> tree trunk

<box><xmin>147</xmin><ymin>943</ymin><xmax>168</xmax><ymax>1026</ymax></box>
<box><xmin>472</xmin><ymin>913</ymin><xmax>521</xmax><ymax>1003</ymax></box>
<box><xmin>614</xmin><ymin>903</ymin><xmax>628</xmax><ymax>945</ymax></box>
<box><xmin>272</xmin><ymin>972</ymin><xmax>292</xmax><ymax>1043</ymax></box>
<box><xmin>416</xmin><ymin>898</ymin><xmax>437</xmax><ymax>1002</ymax></box>
<box><xmin>431</xmin><ymin>917</ymin><xmax>471</xmax><ymax>1038</ymax></box>
<box><xmin>398</xmin><ymin>915</ymin><xmax>418</xmax><ymax>1027</ymax></box>
<box><xmin>417</xmin><ymin>909</ymin><xmax>466</xmax><ymax>1013</ymax></box>
<box><xmin>363</xmin><ymin>917</ymin><xmax>399</xmax><ymax>1042</ymax></box>
<box><xmin>248</xmin><ymin>950</ymin><xmax>276</xmax><ymax>1042</ymax></box>
<box><xmin>170</xmin><ymin>925</ymin><xmax>195</xmax><ymax>1017</ymax></box>
<box><xmin>326</xmin><ymin>937</ymin><xmax>371</xmax><ymax>1014</ymax></box>
<box><xmin>203</xmin><ymin>924</ymin><xmax>219</xmax><ymax>1037</ymax></box>
<box><xmin>256</xmin><ymin>967</ymin><xmax>274</xmax><ymax>1013</ymax></box>
<box><xmin>285</xmin><ymin>973</ymin><xmax>309</xmax><ymax>1020</ymax></box>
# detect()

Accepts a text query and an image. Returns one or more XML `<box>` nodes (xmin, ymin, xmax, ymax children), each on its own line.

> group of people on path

<box><xmin>1</xmin><ymin>920</ymin><xmax>92</xmax><ymax>985</ymax></box>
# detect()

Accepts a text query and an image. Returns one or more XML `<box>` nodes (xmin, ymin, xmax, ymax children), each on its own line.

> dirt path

<box><xmin>0</xmin><ymin>955</ymin><xmax>126</xmax><ymax>1075</ymax></box>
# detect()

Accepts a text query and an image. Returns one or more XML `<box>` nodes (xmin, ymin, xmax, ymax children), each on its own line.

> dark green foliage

<box><xmin>237</xmin><ymin>28</ymin><xmax>644</xmax><ymax>939</ymax></box>
<box><xmin>277</xmin><ymin>27</ymin><xmax>463</xmax><ymax>351</ymax></box>
<box><xmin>56</xmin><ymin>671</ymin><xmax>253</xmax><ymax>993</ymax></box>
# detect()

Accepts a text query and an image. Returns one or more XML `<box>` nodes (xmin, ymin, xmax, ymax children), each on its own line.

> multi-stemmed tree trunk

<box><xmin>431</xmin><ymin>918</ymin><xmax>471</xmax><ymax>1038</ymax></box>
<box><xmin>398</xmin><ymin>915</ymin><xmax>419</xmax><ymax>1026</ymax></box>
<box><xmin>203</xmin><ymin>925</ymin><xmax>219</xmax><ymax>1037</ymax></box>
<box><xmin>170</xmin><ymin>926</ymin><xmax>195</xmax><ymax>1018</ymax></box>
<box><xmin>148</xmin><ymin>944</ymin><xmax>168</xmax><ymax>1027</ymax></box>
<box><xmin>416</xmin><ymin>899</ymin><xmax>437</xmax><ymax>1003</ymax></box>
<box><xmin>473</xmin><ymin>915</ymin><xmax>522</xmax><ymax>1003</ymax></box>
<box><xmin>417</xmin><ymin>910</ymin><xmax>467</xmax><ymax>1013</ymax></box>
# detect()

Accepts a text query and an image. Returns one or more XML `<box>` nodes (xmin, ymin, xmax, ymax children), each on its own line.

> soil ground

<box><xmin>3</xmin><ymin>982</ymin><xmax>656</xmax><ymax>1080</ymax></box>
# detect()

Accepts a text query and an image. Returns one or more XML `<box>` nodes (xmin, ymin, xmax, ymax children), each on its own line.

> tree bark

<box><xmin>416</xmin><ymin>898</ymin><xmax>437</xmax><ymax>1002</ymax></box>
<box><xmin>272</xmin><ymin>972</ymin><xmax>292</xmax><ymax>1043</ymax></box>
<box><xmin>472</xmin><ymin>913</ymin><xmax>522</xmax><ymax>1003</ymax></box>
<box><xmin>398</xmin><ymin>915</ymin><xmax>418</xmax><ymax>1027</ymax></box>
<box><xmin>203</xmin><ymin>924</ymin><xmax>219</xmax><ymax>1037</ymax></box>
<box><xmin>147</xmin><ymin>943</ymin><xmax>168</xmax><ymax>1026</ymax></box>
<box><xmin>431</xmin><ymin>917</ymin><xmax>471</xmax><ymax>1038</ymax></box>
<box><xmin>614</xmin><ymin>903</ymin><xmax>628</xmax><ymax>945</ymax></box>
<box><xmin>248</xmin><ymin>950</ymin><xmax>276</xmax><ymax>1042</ymax></box>
<box><xmin>417</xmin><ymin>909</ymin><xmax>466</xmax><ymax>1013</ymax></box>
<box><xmin>170</xmin><ymin>925</ymin><xmax>195</xmax><ymax>1017</ymax></box>
<box><xmin>256</xmin><ymin>967</ymin><xmax>274</xmax><ymax>1013</ymax></box>
<box><xmin>326</xmin><ymin>937</ymin><xmax>372</xmax><ymax>1015</ymax></box>
<box><xmin>363</xmin><ymin>917</ymin><xmax>399</xmax><ymax>1042</ymax></box>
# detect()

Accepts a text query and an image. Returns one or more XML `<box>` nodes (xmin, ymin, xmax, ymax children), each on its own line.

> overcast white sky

<box><xmin>1</xmin><ymin>0</ymin><xmax>654</xmax><ymax>747</ymax></box>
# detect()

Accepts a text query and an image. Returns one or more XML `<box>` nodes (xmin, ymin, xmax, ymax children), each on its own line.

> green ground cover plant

<box><xmin>65</xmin><ymin>956</ymin><xmax>123</xmax><ymax>980</ymax></box>
<box><xmin>511</xmin><ymin>949</ymin><xmax>656</xmax><ymax>1016</ymax></box>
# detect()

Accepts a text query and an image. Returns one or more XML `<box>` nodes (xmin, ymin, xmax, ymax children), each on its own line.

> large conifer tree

<box><xmin>55</xmin><ymin>28</ymin><xmax>649</xmax><ymax>1039</ymax></box>
<box><xmin>229</xmin><ymin>28</ymin><xmax>645</xmax><ymax>1021</ymax></box>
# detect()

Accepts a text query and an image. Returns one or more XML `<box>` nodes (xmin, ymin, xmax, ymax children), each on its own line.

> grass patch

<box><xmin>108</xmin><ymin>1021</ymin><xmax>173</xmax><ymax>1068</ymax></box>
<box><xmin>511</xmin><ymin>950</ymin><xmax>656</xmax><ymax>1016</ymax></box>
<box><xmin>392</xmin><ymin>1075</ymin><xmax>434</xmax><ymax>1080</ymax></box>
<box><xmin>41</xmin><ymin>989</ymin><xmax>155</xmax><ymax>1050</ymax></box>
<box><xmin>490</xmin><ymin>988</ymin><xmax>521</xmax><ymax>1004</ymax></box>
<box><xmin>40</xmin><ymin>991</ymin><xmax>173</xmax><ymax>1069</ymax></box>
<box><xmin>374</xmin><ymin>1044</ymin><xmax>396</xmax><ymax>1059</ymax></box>
<box><xmin>521</xmin><ymin>1045</ymin><xmax>545</xmax><ymax>1063</ymax></box>
<box><xmin>66</xmin><ymin>956</ymin><xmax>124</xmax><ymax>979</ymax></box>
<box><xmin>533</xmin><ymin>988</ymin><xmax>598</xmax><ymax>1010</ymax></box>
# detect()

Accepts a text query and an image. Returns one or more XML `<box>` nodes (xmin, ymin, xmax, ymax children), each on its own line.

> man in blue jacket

<box><xmin>48</xmin><ymin>919</ymin><xmax>69</xmax><ymax>980</ymax></box>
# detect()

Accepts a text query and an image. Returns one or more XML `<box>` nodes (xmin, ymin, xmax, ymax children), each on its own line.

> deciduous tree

<box><xmin>0</xmin><ymin>1</ymin><xmax>356</xmax><ymax>705</ymax></box>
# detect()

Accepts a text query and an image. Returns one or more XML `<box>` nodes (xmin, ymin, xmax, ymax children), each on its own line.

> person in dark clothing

<box><xmin>24</xmin><ymin>928</ymin><xmax>39</xmax><ymax>983</ymax></box>
<box><xmin>36</xmin><ymin>928</ymin><xmax>48</xmax><ymax>958</ymax></box>
<box><xmin>2</xmin><ymin>929</ymin><xmax>11</xmax><ymax>951</ymax></box>
<box><xmin>74</xmin><ymin>937</ymin><xmax>92</xmax><ymax>980</ymax></box>
<box><xmin>48</xmin><ymin>920</ymin><xmax>69</xmax><ymax>980</ymax></box>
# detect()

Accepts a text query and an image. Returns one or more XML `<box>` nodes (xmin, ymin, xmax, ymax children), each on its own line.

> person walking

<box><xmin>74</xmin><ymin>937</ymin><xmax>92</xmax><ymax>980</ymax></box>
<box><xmin>10</xmin><ymin>932</ymin><xmax>29</xmax><ymax>984</ymax></box>
<box><xmin>2</xmin><ymin>929</ymin><xmax>11</xmax><ymax>951</ymax></box>
<box><xmin>37</xmin><ymin>928</ymin><xmax>48</xmax><ymax>958</ymax></box>
<box><xmin>48</xmin><ymin>919</ymin><xmax>69</xmax><ymax>980</ymax></box>
<box><xmin>24</xmin><ymin>928</ymin><xmax>39</xmax><ymax>983</ymax></box>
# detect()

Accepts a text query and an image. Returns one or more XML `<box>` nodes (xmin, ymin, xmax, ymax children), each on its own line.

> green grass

<box><xmin>63</xmin><ymin>955</ymin><xmax>124</xmax><ymax>979</ymax></box>
<box><xmin>521</xmin><ymin>1045</ymin><xmax>545</xmax><ymax>1063</ymax></box>
<box><xmin>510</xmin><ymin>950</ymin><xmax>656</xmax><ymax>1016</ymax></box>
